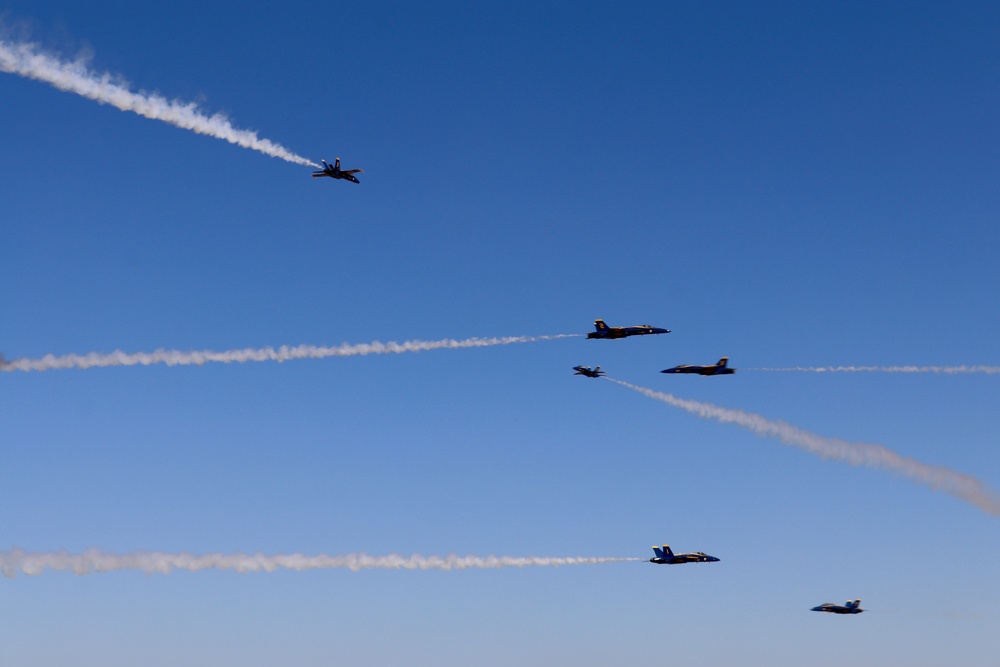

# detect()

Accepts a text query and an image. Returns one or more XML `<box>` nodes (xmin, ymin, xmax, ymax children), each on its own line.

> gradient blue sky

<box><xmin>2</xmin><ymin>2</ymin><xmax>999</xmax><ymax>665</ymax></box>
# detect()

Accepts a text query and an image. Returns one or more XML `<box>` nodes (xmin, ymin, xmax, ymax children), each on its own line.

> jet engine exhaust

<box><xmin>0</xmin><ymin>38</ymin><xmax>318</xmax><ymax>167</ymax></box>
<box><xmin>0</xmin><ymin>335</ymin><xmax>580</xmax><ymax>373</ymax></box>
<box><xmin>606</xmin><ymin>378</ymin><xmax>1000</xmax><ymax>517</ymax></box>
<box><xmin>0</xmin><ymin>547</ymin><xmax>641</xmax><ymax>578</ymax></box>
<box><xmin>747</xmin><ymin>365</ymin><xmax>1000</xmax><ymax>375</ymax></box>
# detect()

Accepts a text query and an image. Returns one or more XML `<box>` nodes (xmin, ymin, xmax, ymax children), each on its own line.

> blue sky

<box><xmin>2</xmin><ymin>2</ymin><xmax>999</xmax><ymax>665</ymax></box>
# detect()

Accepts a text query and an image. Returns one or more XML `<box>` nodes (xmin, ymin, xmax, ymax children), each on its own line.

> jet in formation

<box><xmin>586</xmin><ymin>319</ymin><xmax>671</xmax><ymax>340</ymax></box>
<box><xmin>811</xmin><ymin>599</ymin><xmax>864</xmax><ymax>614</ymax></box>
<box><xmin>312</xmin><ymin>158</ymin><xmax>363</xmax><ymax>183</ymax></box>
<box><xmin>572</xmin><ymin>365</ymin><xmax>605</xmax><ymax>378</ymax></box>
<box><xmin>649</xmin><ymin>544</ymin><xmax>720</xmax><ymax>565</ymax></box>
<box><xmin>661</xmin><ymin>357</ymin><xmax>735</xmax><ymax>376</ymax></box>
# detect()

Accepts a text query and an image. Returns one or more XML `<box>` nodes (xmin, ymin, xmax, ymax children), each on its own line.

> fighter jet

<box><xmin>586</xmin><ymin>319</ymin><xmax>671</xmax><ymax>340</ymax></box>
<box><xmin>661</xmin><ymin>357</ymin><xmax>735</xmax><ymax>376</ymax></box>
<box><xmin>811</xmin><ymin>599</ymin><xmax>864</xmax><ymax>614</ymax></box>
<box><xmin>649</xmin><ymin>544</ymin><xmax>719</xmax><ymax>565</ymax></box>
<box><xmin>572</xmin><ymin>365</ymin><xmax>605</xmax><ymax>378</ymax></box>
<box><xmin>311</xmin><ymin>158</ymin><xmax>363</xmax><ymax>183</ymax></box>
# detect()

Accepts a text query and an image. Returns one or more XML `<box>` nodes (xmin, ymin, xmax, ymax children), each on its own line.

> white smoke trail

<box><xmin>0</xmin><ymin>334</ymin><xmax>579</xmax><ymax>373</ymax></box>
<box><xmin>0</xmin><ymin>38</ymin><xmax>317</xmax><ymax>167</ymax></box>
<box><xmin>0</xmin><ymin>548</ymin><xmax>639</xmax><ymax>578</ymax></box>
<box><xmin>748</xmin><ymin>365</ymin><xmax>1000</xmax><ymax>375</ymax></box>
<box><xmin>607</xmin><ymin>379</ymin><xmax>1000</xmax><ymax>517</ymax></box>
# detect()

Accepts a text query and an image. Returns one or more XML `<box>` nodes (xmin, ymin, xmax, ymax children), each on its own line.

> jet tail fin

<box><xmin>652</xmin><ymin>546</ymin><xmax>664</xmax><ymax>558</ymax></box>
<box><xmin>661</xmin><ymin>544</ymin><xmax>674</xmax><ymax>557</ymax></box>
<box><xmin>846</xmin><ymin>599</ymin><xmax>861</xmax><ymax>609</ymax></box>
<box><xmin>594</xmin><ymin>319</ymin><xmax>609</xmax><ymax>332</ymax></box>
<box><xmin>718</xmin><ymin>357</ymin><xmax>728</xmax><ymax>368</ymax></box>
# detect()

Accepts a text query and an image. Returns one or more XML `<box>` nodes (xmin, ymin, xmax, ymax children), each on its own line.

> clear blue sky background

<box><xmin>2</xmin><ymin>2</ymin><xmax>998</xmax><ymax>665</ymax></box>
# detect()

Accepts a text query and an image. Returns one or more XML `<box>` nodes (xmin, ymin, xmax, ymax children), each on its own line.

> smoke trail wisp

<box><xmin>607</xmin><ymin>378</ymin><xmax>1000</xmax><ymax>517</ymax></box>
<box><xmin>747</xmin><ymin>365</ymin><xmax>1000</xmax><ymax>375</ymax></box>
<box><xmin>0</xmin><ymin>334</ymin><xmax>579</xmax><ymax>373</ymax></box>
<box><xmin>0</xmin><ymin>38</ymin><xmax>317</xmax><ymax>167</ymax></box>
<box><xmin>0</xmin><ymin>548</ymin><xmax>639</xmax><ymax>578</ymax></box>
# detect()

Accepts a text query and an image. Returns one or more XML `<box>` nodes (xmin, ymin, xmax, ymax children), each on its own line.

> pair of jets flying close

<box><xmin>573</xmin><ymin>319</ymin><xmax>734</xmax><ymax>379</ymax></box>
<box><xmin>647</xmin><ymin>545</ymin><xmax>860</xmax><ymax>614</ymax></box>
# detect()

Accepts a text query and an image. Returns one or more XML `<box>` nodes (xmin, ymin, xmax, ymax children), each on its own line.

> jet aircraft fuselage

<box><xmin>586</xmin><ymin>319</ymin><xmax>671</xmax><ymax>340</ymax></box>
<box><xmin>312</xmin><ymin>158</ymin><xmax>363</xmax><ymax>183</ymax></box>
<box><xmin>649</xmin><ymin>544</ymin><xmax>719</xmax><ymax>565</ymax></box>
<box><xmin>811</xmin><ymin>599</ymin><xmax>864</xmax><ymax>614</ymax></box>
<box><xmin>661</xmin><ymin>357</ymin><xmax>735</xmax><ymax>376</ymax></box>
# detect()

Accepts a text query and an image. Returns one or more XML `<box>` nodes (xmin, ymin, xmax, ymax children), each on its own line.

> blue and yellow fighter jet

<box><xmin>661</xmin><ymin>357</ymin><xmax>735</xmax><ymax>376</ymax></box>
<box><xmin>312</xmin><ymin>158</ymin><xmax>363</xmax><ymax>183</ymax></box>
<box><xmin>572</xmin><ymin>365</ymin><xmax>605</xmax><ymax>378</ymax></box>
<box><xmin>586</xmin><ymin>319</ymin><xmax>671</xmax><ymax>340</ymax></box>
<box><xmin>649</xmin><ymin>544</ymin><xmax>720</xmax><ymax>565</ymax></box>
<box><xmin>811</xmin><ymin>599</ymin><xmax>864</xmax><ymax>614</ymax></box>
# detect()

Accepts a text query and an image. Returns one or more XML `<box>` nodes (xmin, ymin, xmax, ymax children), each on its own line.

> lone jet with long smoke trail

<box><xmin>661</xmin><ymin>357</ymin><xmax>735</xmax><ymax>376</ymax></box>
<box><xmin>649</xmin><ymin>544</ymin><xmax>719</xmax><ymax>565</ymax></box>
<box><xmin>312</xmin><ymin>158</ymin><xmax>363</xmax><ymax>183</ymax></box>
<box><xmin>586</xmin><ymin>319</ymin><xmax>670</xmax><ymax>340</ymax></box>
<box><xmin>812</xmin><ymin>599</ymin><xmax>864</xmax><ymax>614</ymax></box>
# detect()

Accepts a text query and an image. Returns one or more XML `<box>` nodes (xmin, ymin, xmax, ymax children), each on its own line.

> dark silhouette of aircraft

<box><xmin>312</xmin><ymin>158</ymin><xmax>363</xmax><ymax>183</ymax></box>
<box><xmin>812</xmin><ymin>599</ymin><xmax>864</xmax><ymax>614</ymax></box>
<box><xmin>649</xmin><ymin>544</ymin><xmax>719</xmax><ymax>565</ymax></box>
<box><xmin>572</xmin><ymin>365</ymin><xmax>605</xmax><ymax>378</ymax></box>
<box><xmin>661</xmin><ymin>357</ymin><xmax>735</xmax><ymax>376</ymax></box>
<box><xmin>586</xmin><ymin>319</ymin><xmax>670</xmax><ymax>340</ymax></box>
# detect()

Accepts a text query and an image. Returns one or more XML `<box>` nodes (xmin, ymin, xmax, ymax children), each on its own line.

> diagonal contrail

<box><xmin>0</xmin><ymin>37</ymin><xmax>317</xmax><ymax>167</ymax></box>
<box><xmin>0</xmin><ymin>548</ymin><xmax>640</xmax><ymax>578</ymax></box>
<box><xmin>0</xmin><ymin>334</ymin><xmax>579</xmax><ymax>373</ymax></box>
<box><xmin>607</xmin><ymin>378</ymin><xmax>1000</xmax><ymax>517</ymax></box>
<box><xmin>747</xmin><ymin>365</ymin><xmax>1000</xmax><ymax>375</ymax></box>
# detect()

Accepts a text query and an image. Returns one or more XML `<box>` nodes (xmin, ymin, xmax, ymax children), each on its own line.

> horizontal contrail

<box><xmin>748</xmin><ymin>365</ymin><xmax>1000</xmax><ymax>375</ymax></box>
<box><xmin>608</xmin><ymin>378</ymin><xmax>1000</xmax><ymax>517</ymax></box>
<box><xmin>0</xmin><ymin>334</ymin><xmax>578</xmax><ymax>373</ymax></box>
<box><xmin>0</xmin><ymin>38</ymin><xmax>317</xmax><ymax>167</ymax></box>
<box><xmin>0</xmin><ymin>548</ymin><xmax>639</xmax><ymax>578</ymax></box>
